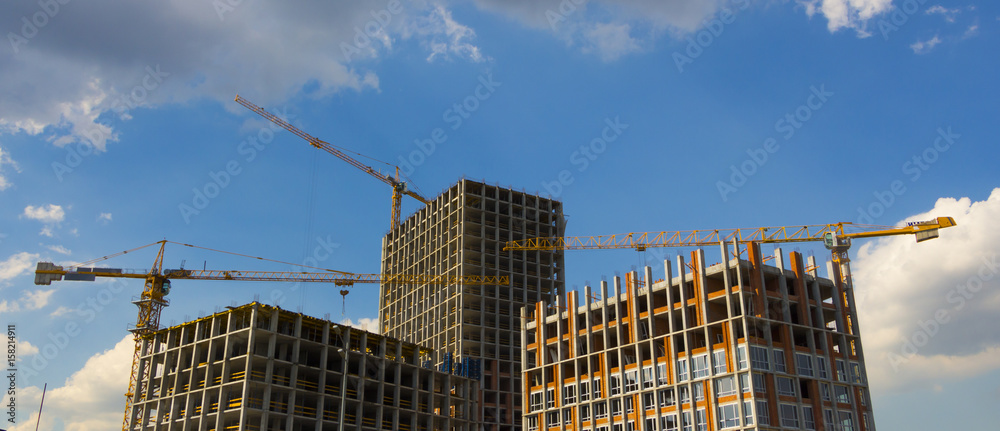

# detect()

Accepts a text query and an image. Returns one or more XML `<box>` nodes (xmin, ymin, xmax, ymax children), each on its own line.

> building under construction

<box><xmin>521</xmin><ymin>243</ymin><xmax>875</xmax><ymax>431</ymax></box>
<box><xmin>131</xmin><ymin>303</ymin><xmax>480</xmax><ymax>431</ymax></box>
<box><xmin>380</xmin><ymin>179</ymin><xmax>566</xmax><ymax>431</ymax></box>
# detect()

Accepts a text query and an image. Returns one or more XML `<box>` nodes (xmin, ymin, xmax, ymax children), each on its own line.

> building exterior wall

<box><xmin>381</xmin><ymin>179</ymin><xmax>566</xmax><ymax>430</ymax></box>
<box><xmin>132</xmin><ymin>303</ymin><xmax>478</xmax><ymax>431</ymax></box>
<box><xmin>522</xmin><ymin>243</ymin><xmax>875</xmax><ymax>431</ymax></box>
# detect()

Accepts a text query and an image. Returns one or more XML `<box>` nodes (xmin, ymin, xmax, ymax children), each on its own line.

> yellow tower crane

<box><xmin>33</xmin><ymin>240</ymin><xmax>507</xmax><ymax>431</ymax></box>
<box><xmin>504</xmin><ymin>217</ymin><xmax>957</xmax><ymax>265</ymax></box>
<box><xmin>234</xmin><ymin>95</ymin><xmax>429</xmax><ymax>230</ymax></box>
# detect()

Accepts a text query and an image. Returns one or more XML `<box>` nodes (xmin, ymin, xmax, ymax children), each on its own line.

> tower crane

<box><xmin>504</xmin><ymin>217</ymin><xmax>957</xmax><ymax>265</ymax></box>
<box><xmin>234</xmin><ymin>95</ymin><xmax>429</xmax><ymax>230</ymax></box>
<box><xmin>33</xmin><ymin>240</ymin><xmax>507</xmax><ymax>431</ymax></box>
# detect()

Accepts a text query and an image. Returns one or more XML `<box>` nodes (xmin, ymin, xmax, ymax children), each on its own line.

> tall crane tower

<box><xmin>34</xmin><ymin>240</ymin><xmax>507</xmax><ymax>431</ymax></box>
<box><xmin>234</xmin><ymin>95</ymin><xmax>429</xmax><ymax>230</ymax></box>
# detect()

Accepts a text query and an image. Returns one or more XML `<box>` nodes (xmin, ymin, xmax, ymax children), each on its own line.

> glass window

<box><xmin>611</xmin><ymin>375</ymin><xmax>622</xmax><ymax>396</ymax></box>
<box><xmin>756</xmin><ymin>400</ymin><xmax>769</xmax><ymax>425</ymax></box>
<box><xmin>682</xmin><ymin>412</ymin><xmax>693</xmax><ymax>431</ymax></box>
<box><xmin>563</xmin><ymin>384</ymin><xmax>576</xmax><ymax>404</ymax></box>
<box><xmin>644</xmin><ymin>392</ymin><xmax>656</xmax><ymax>411</ymax></box>
<box><xmin>594</xmin><ymin>401</ymin><xmax>608</xmax><ymax>419</ymax></box>
<box><xmin>695</xmin><ymin>408</ymin><xmax>707</xmax><ymax>431</ymax></box>
<box><xmin>773</xmin><ymin>350</ymin><xmax>787</xmax><ymax>373</ymax></box>
<box><xmin>658</xmin><ymin>362</ymin><xmax>670</xmax><ymax>385</ymax></box>
<box><xmin>546</xmin><ymin>388</ymin><xmax>555</xmax><ymax>408</ymax></box>
<box><xmin>776</xmin><ymin>377</ymin><xmax>796</xmax><ymax>397</ymax></box>
<box><xmin>803</xmin><ymin>406</ymin><xmax>816</xmax><ymax>430</ymax></box>
<box><xmin>737</xmin><ymin>345</ymin><xmax>748</xmax><ymax>370</ymax></box>
<box><xmin>580</xmin><ymin>405</ymin><xmax>591</xmax><ymax>422</ymax></box>
<box><xmin>821</xmin><ymin>383</ymin><xmax>831</xmax><ymax>401</ymax></box>
<box><xmin>546</xmin><ymin>411</ymin><xmax>558</xmax><ymax>427</ymax></box>
<box><xmin>680</xmin><ymin>386</ymin><xmax>690</xmax><ymax>404</ymax></box>
<box><xmin>839</xmin><ymin>411</ymin><xmax>855</xmax><ymax>431</ymax></box>
<box><xmin>677</xmin><ymin>358</ymin><xmax>689</xmax><ymax>382</ymax></box>
<box><xmin>795</xmin><ymin>353</ymin><xmax>813</xmax><ymax>376</ymax></box>
<box><xmin>611</xmin><ymin>399</ymin><xmax>622</xmax><ymax>416</ymax></box>
<box><xmin>779</xmin><ymin>404</ymin><xmax>799</xmax><ymax>428</ymax></box>
<box><xmin>658</xmin><ymin>388</ymin><xmax>675</xmax><ymax>407</ymax></box>
<box><xmin>713</xmin><ymin>350</ymin><xmax>728</xmax><ymax>374</ymax></box>
<box><xmin>849</xmin><ymin>362</ymin><xmax>863</xmax><ymax>384</ymax></box>
<box><xmin>743</xmin><ymin>400</ymin><xmax>754</xmax><ymax>426</ymax></box>
<box><xmin>716</xmin><ymin>376</ymin><xmax>737</xmax><ymax>397</ymax></box>
<box><xmin>527</xmin><ymin>414</ymin><xmax>539</xmax><ymax>431</ymax></box>
<box><xmin>625</xmin><ymin>397</ymin><xmax>635</xmax><ymax>413</ymax></box>
<box><xmin>563</xmin><ymin>409</ymin><xmax>572</xmax><ymax>424</ymax></box>
<box><xmin>645</xmin><ymin>418</ymin><xmax>657</xmax><ymax>431</ymax></box>
<box><xmin>579</xmin><ymin>380</ymin><xmax>590</xmax><ymax>402</ymax></box>
<box><xmin>824</xmin><ymin>409</ymin><xmax>834</xmax><ymax>429</ymax></box>
<box><xmin>692</xmin><ymin>354</ymin><xmax>710</xmax><ymax>379</ymax></box>
<box><xmin>593</xmin><ymin>377</ymin><xmax>602</xmax><ymax>399</ymax></box>
<box><xmin>530</xmin><ymin>391</ymin><xmax>543</xmax><ymax>412</ymax></box>
<box><xmin>717</xmin><ymin>404</ymin><xmax>739</xmax><ymax>429</ymax></box>
<box><xmin>836</xmin><ymin>359</ymin><xmax>847</xmax><ymax>381</ymax></box>
<box><xmin>753</xmin><ymin>373</ymin><xmax>766</xmax><ymax>393</ymax></box>
<box><xmin>625</xmin><ymin>370</ymin><xmax>639</xmax><ymax>393</ymax></box>
<box><xmin>643</xmin><ymin>366</ymin><xmax>655</xmax><ymax>389</ymax></box>
<box><xmin>694</xmin><ymin>382</ymin><xmax>705</xmax><ymax>401</ymax></box>
<box><xmin>834</xmin><ymin>385</ymin><xmax>851</xmax><ymax>404</ymax></box>
<box><xmin>817</xmin><ymin>358</ymin><xmax>829</xmax><ymax>379</ymax></box>
<box><xmin>739</xmin><ymin>373</ymin><xmax>750</xmax><ymax>393</ymax></box>
<box><xmin>750</xmin><ymin>346</ymin><xmax>769</xmax><ymax>370</ymax></box>
<box><xmin>661</xmin><ymin>414</ymin><xmax>678</xmax><ymax>431</ymax></box>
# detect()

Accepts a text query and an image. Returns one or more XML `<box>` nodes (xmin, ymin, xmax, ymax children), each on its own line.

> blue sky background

<box><xmin>1</xmin><ymin>1</ymin><xmax>998</xmax><ymax>429</ymax></box>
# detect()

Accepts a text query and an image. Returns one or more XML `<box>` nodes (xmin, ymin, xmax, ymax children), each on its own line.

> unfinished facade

<box><xmin>132</xmin><ymin>303</ymin><xmax>479</xmax><ymax>431</ymax></box>
<box><xmin>381</xmin><ymin>179</ymin><xmax>566</xmax><ymax>430</ymax></box>
<box><xmin>522</xmin><ymin>243</ymin><xmax>875</xmax><ymax>431</ymax></box>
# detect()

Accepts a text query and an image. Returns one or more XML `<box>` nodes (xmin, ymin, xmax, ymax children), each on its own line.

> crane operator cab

<box><xmin>823</xmin><ymin>232</ymin><xmax>851</xmax><ymax>250</ymax></box>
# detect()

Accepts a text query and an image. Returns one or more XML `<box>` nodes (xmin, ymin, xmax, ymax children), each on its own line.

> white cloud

<box><xmin>0</xmin><ymin>1</ymin><xmax>485</xmax><ymax>151</ymax></box>
<box><xmin>97</xmin><ymin>212</ymin><xmax>112</xmax><ymax>224</ymax></box>
<box><xmin>403</xmin><ymin>4</ymin><xmax>487</xmax><ymax>63</ymax></box>
<box><xmin>963</xmin><ymin>24</ymin><xmax>978</xmax><ymax>38</ymax></box>
<box><xmin>0</xmin><ymin>289</ymin><xmax>54</xmax><ymax>312</ymax></box>
<box><xmin>8</xmin><ymin>335</ymin><xmax>133</xmax><ymax>431</ymax></box>
<box><xmin>0</xmin><ymin>251</ymin><xmax>40</xmax><ymax>282</ymax></box>
<box><xmin>50</xmin><ymin>305</ymin><xmax>74</xmax><ymax>317</ymax></box>
<box><xmin>340</xmin><ymin>317</ymin><xmax>381</xmax><ymax>334</ymax></box>
<box><xmin>581</xmin><ymin>22</ymin><xmax>642</xmax><ymax>62</ymax></box>
<box><xmin>46</xmin><ymin>244</ymin><xmax>72</xmax><ymax>255</ymax></box>
<box><xmin>925</xmin><ymin>5</ymin><xmax>960</xmax><ymax>23</ymax></box>
<box><xmin>22</xmin><ymin>204</ymin><xmax>65</xmax><ymax>224</ymax></box>
<box><xmin>910</xmin><ymin>35</ymin><xmax>942</xmax><ymax>54</ymax></box>
<box><xmin>17</xmin><ymin>340</ymin><xmax>39</xmax><ymax>356</ymax></box>
<box><xmin>853</xmin><ymin>188</ymin><xmax>1000</xmax><ymax>392</ymax></box>
<box><xmin>0</xmin><ymin>145</ymin><xmax>19</xmax><ymax>191</ymax></box>
<box><xmin>798</xmin><ymin>0</ymin><xmax>893</xmax><ymax>36</ymax></box>
<box><xmin>471</xmin><ymin>0</ymin><xmax>722</xmax><ymax>60</ymax></box>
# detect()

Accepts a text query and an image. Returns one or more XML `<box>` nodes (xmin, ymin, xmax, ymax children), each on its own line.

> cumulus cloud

<box><xmin>46</xmin><ymin>244</ymin><xmax>72</xmax><ymax>255</ymax></box>
<box><xmin>0</xmin><ymin>251</ymin><xmax>40</xmax><ymax>282</ymax></box>
<box><xmin>22</xmin><ymin>204</ymin><xmax>65</xmax><ymax>224</ymax></box>
<box><xmin>97</xmin><ymin>212</ymin><xmax>112</xmax><ymax>224</ymax></box>
<box><xmin>341</xmin><ymin>317</ymin><xmax>381</xmax><ymax>334</ymax></box>
<box><xmin>0</xmin><ymin>1</ymin><xmax>485</xmax><ymax>152</ymax></box>
<box><xmin>0</xmin><ymin>289</ymin><xmax>54</xmax><ymax>312</ymax></box>
<box><xmin>910</xmin><ymin>35</ymin><xmax>942</xmax><ymax>54</ymax></box>
<box><xmin>471</xmin><ymin>0</ymin><xmax>725</xmax><ymax>60</ymax></box>
<box><xmin>403</xmin><ymin>4</ymin><xmax>488</xmax><ymax>63</ymax></box>
<box><xmin>17</xmin><ymin>340</ymin><xmax>39</xmax><ymax>356</ymax></box>
<box><xmin>925</xmin><ymin>5</ymin><xmax>960</xmax><ymax>23</ymax></box>
<box><xmin>8</xmin><ymin>335</ymin><xmax>133</xmax><ymax>431</ymax></box>
<box><xmin>798</xmin><ymin>0</ymin><xmax>893</xmax><ymax>36</ymax></box>
<box><xmin>0</xmin><ymin>145</ymin><xmax>19</xmax><ymax>191</ymax></box>
<box><xmin>852</xmin><ymin>188</ymin><xmax>1000</xmax><ymax>392</ymax></box>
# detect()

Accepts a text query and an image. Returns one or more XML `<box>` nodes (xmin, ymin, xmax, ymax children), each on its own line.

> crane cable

<box><xmin>166</xmin><ymin>241</ymin><xmax>355</xmax><ymax>275</ymax></box>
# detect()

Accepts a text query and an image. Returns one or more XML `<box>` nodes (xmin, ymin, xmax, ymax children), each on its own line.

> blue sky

<box><xmin>1</xmin><ymin>0</ymin><xmax>998</xmax><ymax>429</ymax></box>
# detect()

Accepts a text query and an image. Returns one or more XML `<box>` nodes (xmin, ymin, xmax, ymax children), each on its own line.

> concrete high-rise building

<box><xmin>521</xmin><ymin>243</ymin><xmax>875</xmax><ymax>431</ymax></box>
<box><xmin>132</xmin><ymin>302</ymin><xmax>479</xmax><ymax>431</ymax></box>
<box><xmin>381</xmin><ymin>179</ymin><xmax>566</xmax><ymax>431</ymax></box>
